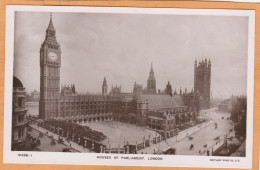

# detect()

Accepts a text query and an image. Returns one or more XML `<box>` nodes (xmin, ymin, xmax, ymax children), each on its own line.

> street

<box><xmin>137</xmin><ymin>109</ymin><xmax>234</xmax><ymax>155</ymax></box>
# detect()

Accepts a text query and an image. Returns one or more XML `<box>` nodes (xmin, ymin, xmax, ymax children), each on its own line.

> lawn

<box><xmin>82</xmin><ymin>121</ymin><xmax>156</xmax><ymax>147</ymax></box>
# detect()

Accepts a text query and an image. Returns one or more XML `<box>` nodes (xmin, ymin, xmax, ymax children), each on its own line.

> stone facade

<box><xmin>102</xmin><ymin>77</ymin><xmax>108</xmax><ymax>95</ymax></box>
<box><xmin>12</xmin><ymin>77</ymin><xmax>27</xmax><ymax>151</ymax></box>
<box><xmin>39</xmin><ymin>14</ymin><xmax>61</xmax><ymax>120</ymax></box>
<box><xmin>165</xmin><ymin>81</ymin><xmax>173</xmax><ymax>97</ymax></box>
<box><xmin>57</xmin><ymin>93</ymin><xmax>135</xmax><ymax>123</ymax></box>
<box><xmin>133</xmin><ymin>82</ymin><xmax>143</xmax><ymax>94</ymax></box>
<box><xmin>145</xmin><ymin>64</ymin><xmax>156</xmax><ymax>94</ymax></box>
<box><xmin>194</xmin><ymin>58</ymin><xmax>211</xmax><ymax>109</ymax></box>
<box><xmin>110</xmin><ymin>85</ymin><xmax>121</xmax><ymax>95</ymax></box>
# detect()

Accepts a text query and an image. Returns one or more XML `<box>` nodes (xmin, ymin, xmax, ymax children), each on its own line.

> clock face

<box><xmin>48</xmin><ymin>52</ymin><xmax>58</xmax><ymax>61</ymax></box>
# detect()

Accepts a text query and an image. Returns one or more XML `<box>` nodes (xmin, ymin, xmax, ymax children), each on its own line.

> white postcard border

<box><xmin>3</xmin><ymin>5</ymin><xmax>255</xmax><ymax>169</ymax></box>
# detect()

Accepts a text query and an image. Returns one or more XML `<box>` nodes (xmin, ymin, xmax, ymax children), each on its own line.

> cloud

<box><xmin>13</xmin><ymin>11</ymin><xmax>248</xmax><ymax>98</ymax></box>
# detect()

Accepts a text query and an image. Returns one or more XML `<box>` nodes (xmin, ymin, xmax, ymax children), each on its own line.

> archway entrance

<box><xmin>130</xmin><ymin>117</ymin><xmax>136</xmax><ymax>124</ymax></box>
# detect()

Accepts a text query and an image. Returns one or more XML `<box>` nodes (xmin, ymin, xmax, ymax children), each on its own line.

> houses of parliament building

<box><xmin>38</xmin><ymin>15</ymin><xmax>211</xmax><ymax>132</ymax></box>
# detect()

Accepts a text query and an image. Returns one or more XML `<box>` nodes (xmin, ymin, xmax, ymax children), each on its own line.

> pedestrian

<box><xmin>207</xmin><ymin>150</ymin><xmax>210</xmax><ymax>156</ymax></box>
<box><xmin>190</xmin><ymin>144</ymin><xmax>192</xmax><ymax>150</ymax></box>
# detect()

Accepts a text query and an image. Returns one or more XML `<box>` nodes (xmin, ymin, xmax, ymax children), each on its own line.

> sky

<box><xmin>14</xmin><ymin>11</ymin><xmax>249</xmax><ymax>99</ymax></box>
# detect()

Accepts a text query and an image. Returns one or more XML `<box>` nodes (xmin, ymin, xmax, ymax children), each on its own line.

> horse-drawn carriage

<box><xmin>214</xmin><ymin>136</ymin><xmax>220</xmax><ymax>141</ymax></box>
<box><xmin>163</xmin><ymin>147</ymin><xmax>176</xmax><ymax>155</ymax></box>
<box><xmin>226</xmin><ymin>136</ymin><xmax>234</xmax><ymax>141</ymax></box>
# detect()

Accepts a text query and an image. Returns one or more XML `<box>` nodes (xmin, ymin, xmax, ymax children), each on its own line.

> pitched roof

<box><xmin>172</xmin><ymin>95</ymin><xmax>185</xmax><ymax>106</ymax></box>
<box><xmin>136</xmin><ymin>94</ymin><xmax>185</xmax><ymax>109</ymax></box>
<box><xmin>47</xmin><ymin>17</ymin><xmax>55</xmax><ymax>32</ymax></box>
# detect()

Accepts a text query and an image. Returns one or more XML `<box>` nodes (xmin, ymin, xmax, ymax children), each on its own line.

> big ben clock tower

<box><xmin>39</xmin><ymin>14</ymin><xmax>61</xmax><ymax>119</ymax></box>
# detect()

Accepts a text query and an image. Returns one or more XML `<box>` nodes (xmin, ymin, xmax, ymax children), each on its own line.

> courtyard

<box><xmin>82</xmin><ymin>121</ymin><xmax>156</xmax><ymax>148</ymax></box>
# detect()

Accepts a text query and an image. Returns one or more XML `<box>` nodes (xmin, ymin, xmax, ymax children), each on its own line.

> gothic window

<box><xmin>18</xmin><ymin>127</ymin><xmax>24</xmax><ymax>139</ymax></box>
<box><xmin>18</xmin><ymin>97</ymin><xmax>24</xmax><ymax>107</ymax></box>
<box><xmin>18</xmin><ymin>115</ymin><xmax>24</xmax><ymax>123</ymax></box>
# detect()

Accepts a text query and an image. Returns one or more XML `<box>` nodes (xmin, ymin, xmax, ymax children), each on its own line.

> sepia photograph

<box><xmin>3</xmin><ymin>5</ymin><xmax>255</xmax><ymax>168</ymax></box>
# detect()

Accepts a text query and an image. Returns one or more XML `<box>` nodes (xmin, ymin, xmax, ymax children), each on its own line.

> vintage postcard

<box><xmin>3</xmin><ymin>5</ymin><xmax>255</xmax><ymax>169</ymax></box>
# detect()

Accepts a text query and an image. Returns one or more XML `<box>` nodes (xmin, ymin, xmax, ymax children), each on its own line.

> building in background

<box><xmin>133</xmin><ymin>82</ymin><xmax>143</xmax><ymax>95</ymax></box>
<box><xmin>194</xmin><ymin>58</ymin><xmax>211</xmax><ymax>109</ymax></box>
<box><xmin>12</xmin><ymin>77</ymin><xmax>27</xmax><ymax>151</ymax></box>
<box><xmin>165</xmin><ymin>81</ymin><xmax>173</xmax><ymax>97</ymax></box>
<box><xmin>144</xmin><ymin>64</ymin><xmax>157</xmax><ymax>94</ymax></box>
<box><xmin>218</xmin><ymin>95</ymin><xmax>239</xmax><ymax>112</ymax></box>
<box><xmin>218</xmin><ymin>99</ymin><xmax>233</xmax><ymax>112</ymax></box>
<box><xmin>110</xmin><ymin>85</ymin><xmax>121</xmax><ymax>95</ymax></box>
<box><xmin>102</xmin><ymin>77</ymin><xmax>108</xmax><ymax>95</ymax></box>
<box><xmin>26</xmin><ymin>90</ymin><xmax>40</xmax><ymax>102</ymax></box>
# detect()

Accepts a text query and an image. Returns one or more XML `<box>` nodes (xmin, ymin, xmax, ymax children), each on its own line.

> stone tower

<box><xmin>102</xmin><ymin>77</ymin><xmax>107</xmax><ymax>95</ymax></box>
<box><xmin>39</xmin><ymin>14</ymin><xmax>61</xmax><ymax>119</ymax></box>
<box><xmin>147</xmin><ymin>63</ymin><xmax>156</xmax><ymax>94</ymax></box>
<box><xmin>133</xmin><ymin>82</ymin><xmax>143</xmax><ymax>94</ymax></box>
<box><xmin>194</xmin><ymin>58</ymin><xmax>211</xmax><ymax>109</ymax></box>
<box><xmin>165</xmin><ymin>81</ymin><xmax>172</xmax><ymax>96</ymax></box>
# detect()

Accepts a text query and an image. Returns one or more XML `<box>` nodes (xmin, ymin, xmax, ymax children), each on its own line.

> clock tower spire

<box><xmin>39</xmin><ymin>13</ymin><xmax>61</xmax><ymax>120</ymax></box>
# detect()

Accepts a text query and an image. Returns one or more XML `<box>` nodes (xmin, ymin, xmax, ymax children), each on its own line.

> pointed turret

<box><xmin>47</xmin><ymin>13</ymin><xmax>55</xmax><ymax>32</ymax></box>
<box><xmin>72</xmin><ymin>84</ymin><xmax>76</xmax><ymax>94</ymax></box>
<box><xmin>165</xmin><ymin>81</ymin><xmax>172</xmax><ymax>97</ymax></box>
<box><xmin>102</xmin><ymin>77</ymin><xmax>108</xmax><ymax>95</ymax></box>
<box><xmin>174</xmin><ymin>89</ymin><xmax>177</xmax><ymax>95</ymax></box>
<box><xmin>42</xmin><ymin>13</ymin><xmax>60</xmax><ymax>48</ymax></box>
<box><xmin>147</xmin><ymin>62</ymin><xmax>156</xmax><ymax>94</ymax></box>
<box><xmin>150</xmin><ymin>63</ymin><xmax>154</xmax><ymax>77</ymax></box>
